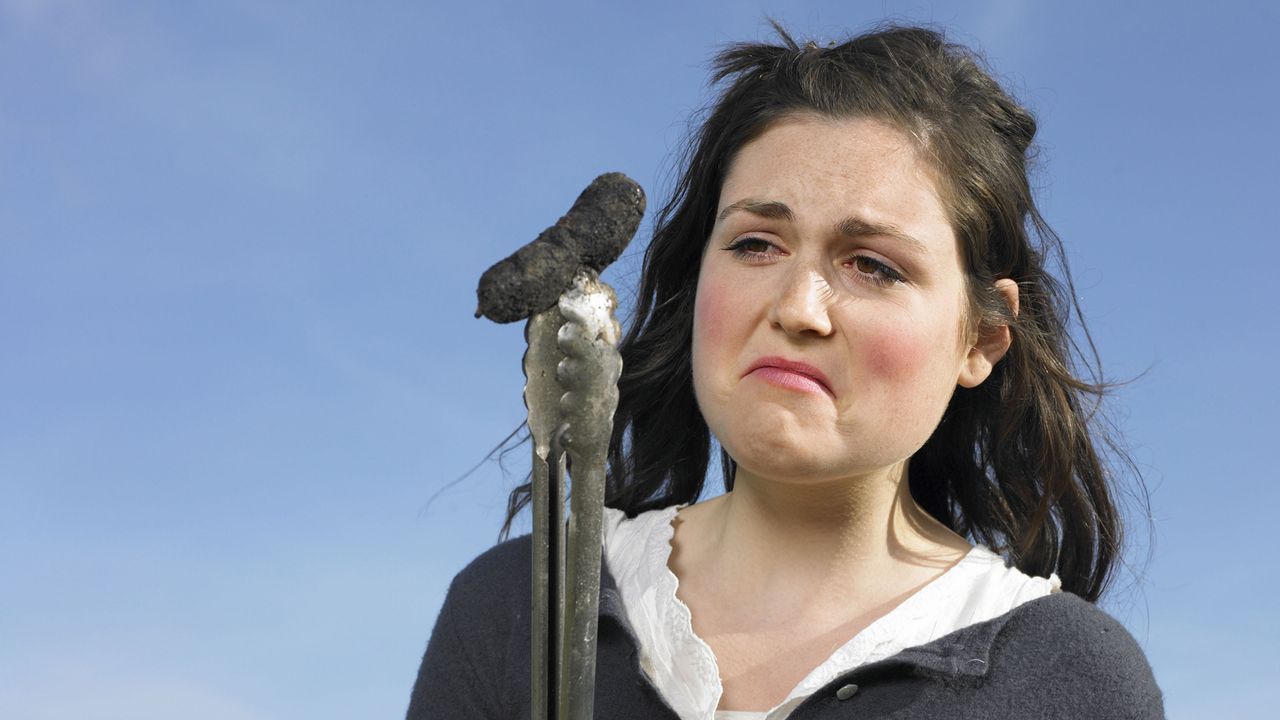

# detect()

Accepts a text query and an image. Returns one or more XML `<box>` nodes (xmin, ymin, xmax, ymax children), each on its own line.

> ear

<box><xmin>957</xmin><ymin>278</ymin><xmax>1019</xmax><ymax>389</ymax></box>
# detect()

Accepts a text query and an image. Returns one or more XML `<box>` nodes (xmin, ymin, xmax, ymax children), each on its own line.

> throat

<box><xmin>660</xmin><ymin>473</ymin><xmax>972</xmax><ymax>714</ymax></box>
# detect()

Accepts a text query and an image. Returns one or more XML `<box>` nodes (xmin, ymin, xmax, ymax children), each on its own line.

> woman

<box><xmin>409</xmin><ymin>24</ymin><xmax>1163</xmax><ymax>720</ymax></box>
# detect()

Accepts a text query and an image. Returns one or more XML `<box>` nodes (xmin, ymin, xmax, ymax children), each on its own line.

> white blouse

<box><xmin>601</xmin><ymin>505</ymin><xmax>1061</xmax><ymax>720</ymax></box>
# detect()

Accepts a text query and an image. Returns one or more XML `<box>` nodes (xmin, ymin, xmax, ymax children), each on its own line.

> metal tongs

<box><xmin>475</xmin><ymin>173</ymin><xmax>645</xmax><ymax>720</ymax></box>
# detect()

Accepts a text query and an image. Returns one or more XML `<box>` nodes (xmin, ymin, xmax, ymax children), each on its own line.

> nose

<box><xmin>767</xmin><ymin>264</ymin><xmax>835</xmax><ymax>337</ymax></box>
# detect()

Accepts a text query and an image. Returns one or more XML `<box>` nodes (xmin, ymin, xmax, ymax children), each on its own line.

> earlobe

<box><xmin>957</xmin><ymin>278</ymin><xmax>1019</xmax><ymax>389</ymax></box>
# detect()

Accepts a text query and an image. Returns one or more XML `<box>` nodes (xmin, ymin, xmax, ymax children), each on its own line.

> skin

<box><xmin>672</xmin><ymin>115</ymin><xmax>1018</xmax><ymax>712</ymax></box>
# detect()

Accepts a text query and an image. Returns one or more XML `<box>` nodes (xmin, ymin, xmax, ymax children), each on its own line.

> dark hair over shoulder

<box><xmin>502</xmin><ymin>23</ymin><xmax>1141</xmax><ymax>602</ymax></box>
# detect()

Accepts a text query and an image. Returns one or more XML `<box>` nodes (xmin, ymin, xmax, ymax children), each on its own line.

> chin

<box><xmin>719</xmin><ymin>430</ymin><xmax>850</xmax><ymax>483</ymax></box>
<box><xmin>717</xmin><ymin>418</ymin><xmax>920</xmax><ymax>485</ymax></box>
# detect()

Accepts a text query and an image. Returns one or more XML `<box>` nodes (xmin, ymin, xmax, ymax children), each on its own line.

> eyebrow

<box><xmin>717</xmin><ymin>199</ymin><xmax>794</xmax><ymax>222</ymax></box>
<box><xmin>717</xmin><ymin>198</ymin><xmax>929</xmax><ymax>255</ymax></box>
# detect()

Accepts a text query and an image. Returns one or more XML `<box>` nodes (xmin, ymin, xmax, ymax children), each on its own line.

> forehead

<box><xmin>717</xmin><ymin>115</ymin><xmax>953</xmax><ymax>240</ymax></box>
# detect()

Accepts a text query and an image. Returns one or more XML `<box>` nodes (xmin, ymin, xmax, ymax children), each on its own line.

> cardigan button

<box><xmin>835</xmin><ymin>683</ymin><xmax>859</xmax><ymax>701</ymax></box>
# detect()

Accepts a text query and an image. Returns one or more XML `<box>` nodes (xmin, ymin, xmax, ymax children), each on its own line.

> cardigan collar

<box><xmin>595</xmin><ymin>554</ymin><xmax>1063</xmax><ymax>683</ymax></box>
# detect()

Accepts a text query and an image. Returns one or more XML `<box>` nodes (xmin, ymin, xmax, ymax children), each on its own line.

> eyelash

<box><xmin>724</xmin><ymin>237</ymin><xmax>906</xmax><ymax>287</ymax></box>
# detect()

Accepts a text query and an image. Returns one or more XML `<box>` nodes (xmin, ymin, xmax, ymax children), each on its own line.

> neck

<box><xmin>673</xmin><ymin>462</ymin><xmax>970</xmax><ymax>607</ymax></box>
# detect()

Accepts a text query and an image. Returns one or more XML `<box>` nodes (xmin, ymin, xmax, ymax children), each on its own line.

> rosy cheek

<box><xmin>693</xmin><ymin>275</ymin><xmax>735</xmax><ymax>351</ymax></box>
<box><xmin>691</xmin><ymin>268</ymin><xmax>747</xmax><ymax>408</ymax></box>
<box><xmin>858</xmin><ymin>318</ymin><xmax>938</xmax><ymax>384</ymax></box>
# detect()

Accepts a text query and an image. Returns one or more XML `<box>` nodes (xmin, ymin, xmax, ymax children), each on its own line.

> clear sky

<box><xmin>2</xmin><ymin>1</ymin><xmax>1277</xmax><ymax>718</ymax></box>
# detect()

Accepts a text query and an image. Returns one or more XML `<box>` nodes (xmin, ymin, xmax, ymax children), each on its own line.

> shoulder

<box><xmin>449</xmin><ymin>534</ymin><xmax>532</xmax><ymax>595</ymax></box>
<box><xmin>985</xmin><ymin>593</ymin><xmax>1163</xmax><ymax>717</ymax></box>
<box><xmin>407</xmin><ymin>536</ymin><xmax>535</xmax><ymax>719</ymax></box>
<box><xmin>996</xmin><ymin>592</ymin><xmax>1147</xmax><ymax>665</ymax></box>
<box><xmin>440</xmin><ymin>534</ymin><xmax>534</xmax><ymax>631</ymax></box>
<box><xmin>430</xmin><ymin>534</ymin><xmax>535</xmax><ymax>652</ymax></box>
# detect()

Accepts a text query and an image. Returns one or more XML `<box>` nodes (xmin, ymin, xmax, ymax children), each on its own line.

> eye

<box><xmin>845</xmin><ymin>255</ymin><xmax>905</xmax><ymax>287</ymax></box>
<box><xmin>724</xmin><ymin>236</ymin><xmax>781</xmax><ymax>261</ymax></box>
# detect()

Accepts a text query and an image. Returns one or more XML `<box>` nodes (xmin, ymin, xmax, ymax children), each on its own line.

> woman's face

<box><xmin>692</xmin><ymin>115</ymin><xmax>997</xmax><ymax>484</ymax></box>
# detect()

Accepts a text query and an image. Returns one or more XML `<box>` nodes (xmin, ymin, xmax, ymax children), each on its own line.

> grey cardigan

<box><xmin>407</xmin><ymin>534</ymin><xmax>1164</xmax><ymax>719</ymax></box>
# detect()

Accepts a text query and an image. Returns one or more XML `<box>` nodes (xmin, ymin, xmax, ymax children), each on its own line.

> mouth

<box><xmin>744</xmin><ymin>356</ymin><xmax>835</xmax><ymax>399</ymax></box>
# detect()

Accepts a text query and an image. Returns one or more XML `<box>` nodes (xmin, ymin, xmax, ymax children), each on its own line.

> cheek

<box><xmin>864</xmin><ymin>324</ymin><xmax>935</xmax><ymax>381</ymax></box>
<box><xmin>856</xmin><ymin>312</ymin><xmax>962</xmax><ymax>391</ymax></box>
<box><xmin>692</xmin><ymin>273</ymin><xmax>738</xmax><ymax>371</ymax></box>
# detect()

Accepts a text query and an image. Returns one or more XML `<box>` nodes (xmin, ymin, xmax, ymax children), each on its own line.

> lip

<box><xmin>744</xmin><ymin>356</ymin><xmax>835</xmax><ymax>398</ymax></box>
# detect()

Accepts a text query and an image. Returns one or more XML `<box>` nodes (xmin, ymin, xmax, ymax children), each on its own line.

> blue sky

<box><xmin>2</xmin><ymin>1</ymin><xmax>1277</xmax><ymax>718</ymax></box>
